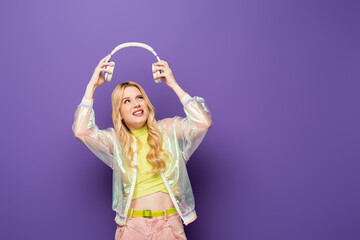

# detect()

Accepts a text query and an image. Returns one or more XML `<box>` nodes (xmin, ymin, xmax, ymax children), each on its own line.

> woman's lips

<box><xmin>133</xmin><ymin>109</ymin><xmax>144</xmax><ymax>117</ymax></box>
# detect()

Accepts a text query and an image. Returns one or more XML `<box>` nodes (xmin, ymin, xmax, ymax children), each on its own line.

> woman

<box><xmin>72</xmin><ymin>54</ymin><xmax>212</xmax><ymax>239</ymax></box>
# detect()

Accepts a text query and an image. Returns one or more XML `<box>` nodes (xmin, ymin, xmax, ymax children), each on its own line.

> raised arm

<box><xmin>72</xmin><ymin>55</ymin><xmax>117</xmax><ymax>169</ymax></box>
<box><xmin>153</xmin><ymin>60</ymin><xmax>212</xmax><ymax>162</ymax></box>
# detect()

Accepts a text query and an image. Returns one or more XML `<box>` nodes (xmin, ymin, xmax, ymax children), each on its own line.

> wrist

<box><xmin>167</xmin><ymin>82</ymin><xmax>191</xmax><ymax>104</ymax></box>
<box><xmin>87</xmin><ymin>83</ymin><xmax>97</xmax><ymax>91</ymax></box>
<box><xmin>83</xmin><ymin>83</ymin><xmax>96</xmax><ymax>100</ymax></box>
<box><xmin>168</xmin><ymin>82</ymin><xmax>179</xmax><ymax>90</ymax></box>
<box><xmin>171</xmin><ymin>84</ymin><xmax>185</xmax><ymax>95</ymax></box>
<box><xmin>180</xmin><ymin>93</ymin><xmax>192</xmax><ymax>106</ymax></box>
<box><xmin>80</xmin><ymin>97</ymin><xmax>93</xmax><ymax>108</ymax></box>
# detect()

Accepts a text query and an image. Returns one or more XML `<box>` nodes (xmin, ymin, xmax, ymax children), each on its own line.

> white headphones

<box><xmin>104</xmin><ymin>42</ymin><xmax>163</xmax><ymax>83</ymax></box>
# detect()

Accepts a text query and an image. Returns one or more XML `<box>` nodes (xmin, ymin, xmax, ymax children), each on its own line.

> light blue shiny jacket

<box><xmin>72</xmin><ymin>95</ymin><xmax>211</xmax><ymax>225</ymax></box>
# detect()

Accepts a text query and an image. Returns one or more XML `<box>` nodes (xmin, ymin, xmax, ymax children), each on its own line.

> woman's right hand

<box><xmin>88</xmin><ymin>54</ymin><xmax>114</xmax><ymax>88</ymax></box>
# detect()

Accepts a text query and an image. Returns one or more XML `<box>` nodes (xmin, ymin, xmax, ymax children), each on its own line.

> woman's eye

<box><xmin>138</xmin><ymin>96</ymin><xmax>143</xmax><ymax>100</ymax></box>
<box><xmin>124</xmin><ymin>99</ymin><xmax>130</xmax><ymax>104</ymax></box>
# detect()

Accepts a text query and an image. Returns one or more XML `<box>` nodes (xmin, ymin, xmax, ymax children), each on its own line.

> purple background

<box><xmin>1</xmin><ymin>0</ymin><xmax>359</xmax><ymax>239</ymax></box>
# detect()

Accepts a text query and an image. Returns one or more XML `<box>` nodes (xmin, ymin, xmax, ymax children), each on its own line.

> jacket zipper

<box><xmin>123</xmin><ymin>138</ymin><xmax>138</xmax><ymax>224</ymax></box>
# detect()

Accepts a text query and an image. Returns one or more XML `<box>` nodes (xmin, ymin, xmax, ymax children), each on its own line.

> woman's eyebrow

<box><xmin>122</xmin><ymin>97</ymin><xmax>130</xmax><ymax>101</ymax></box>
<box><xmin>121</xmin><ymin>94</ymin><xmax>142</xmax><ymax>101</ymax></box>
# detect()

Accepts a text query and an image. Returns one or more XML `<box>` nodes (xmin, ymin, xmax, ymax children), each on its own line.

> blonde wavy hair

<box><xmin>111</xmin><ymin>81</ymin><xmax>170</xmax><ymax>174</ymax></box>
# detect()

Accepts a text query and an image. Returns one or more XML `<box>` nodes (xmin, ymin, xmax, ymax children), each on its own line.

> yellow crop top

<box><xmin>131</xmin><ymin>125</ymin><xmax>169</xmax><ymax>199</ymax></box>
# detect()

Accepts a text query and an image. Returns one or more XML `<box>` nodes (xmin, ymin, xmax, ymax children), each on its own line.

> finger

<box><xmin>101</xmin><ymin>68</ymin><xmax>113</xmax><ymax>74</ymax></box>
<box><xmin>152</xmin><ymin>66</ymin><xmax>165</xmax><ymax>73</ymax></box>
<box><xmin>163</xmin><ymin>61</ymin><xmax>169</xmax><ymax>68</ymax></box>
<box><xmin>153</xmin><ymin>63</ymin><xmax>168</xmax><ymax>71</ymax></box>
<box><xmin>95</xmin><ymin>66</ymin><xmax>112</xmax><ymax>74</ymax></box>
<box><xmin>100</xmin><ymin>61</ymin><xmax>114</xmax><ymax>67</ymax></box>
<box><xmin>153</xmin><ymin>61</ymin><xmax>165</xmax><ymax>67</ymax></box>
<box><xmin>99</xmin><ymin>54</ymin><xmax>111</xmax><ymax>63</ymax></box>
<box><xmin>156</xmin><ymin>61</ymin><xmax>170</xmax><ymax>69</ymax></box>
<box><xmin>99</xmin><ymin>55</ymin><xmax>108</xmax><ymax>63</ymax></box>
<box><xmin>154</xmin><ymin>73</ymin><xmax>166</xmax><ymax>79</ymax></box>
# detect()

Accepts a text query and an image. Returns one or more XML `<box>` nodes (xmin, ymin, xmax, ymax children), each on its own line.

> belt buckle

<box><xmin>143</xmin><ymin>210</ymin><xmax>152</xmax><ymax>218</ymax></box>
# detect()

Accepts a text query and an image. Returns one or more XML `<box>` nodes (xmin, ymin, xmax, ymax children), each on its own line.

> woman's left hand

<box><xmin>152</xmin><ymin>60</ymin><xmax>178</xmax><ymax>89</ymax></box>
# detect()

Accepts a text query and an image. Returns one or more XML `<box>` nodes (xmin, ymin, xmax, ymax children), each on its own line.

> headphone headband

<box><xmin>104</xmin><ymin>42</ymin><xmax>162</xmax><ymax>83</ymax></box>
<box><xmin>106</xmin><ymin>42</ymin><xmax>161</xmax><ymax>62</ymax></box>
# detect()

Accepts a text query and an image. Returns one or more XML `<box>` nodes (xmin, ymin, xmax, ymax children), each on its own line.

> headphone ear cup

<box><xmin>152</xmin><ymin>64</ymin><xmax>162</xmax><ymax>84</ymax></box>
<box><xmin>105</xmin><ymin>61</ymin><xmax>115</xmax><ymax>81</ymax></box>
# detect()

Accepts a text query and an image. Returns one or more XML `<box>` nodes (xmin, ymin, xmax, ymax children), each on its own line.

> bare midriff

<box><xmin>130</xmin><ymin>192</ymin><xmax>175</xmax><ymax>210</ymax></box>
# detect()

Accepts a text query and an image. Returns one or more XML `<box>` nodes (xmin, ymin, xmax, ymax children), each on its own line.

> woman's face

<box><xmin>120</xmin><ymin>86</ymin><xmax>150</xmax><ymax>131</ymax></box>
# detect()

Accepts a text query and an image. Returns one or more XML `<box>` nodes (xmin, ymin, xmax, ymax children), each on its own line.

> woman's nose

<box><xmin>133</xmin><ymin>101</ymin><xmax>141</xmax><ymax>108</ymax></box>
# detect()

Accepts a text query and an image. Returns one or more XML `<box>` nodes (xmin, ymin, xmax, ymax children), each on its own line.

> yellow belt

<box><xmin>127</xmin><ymin>207</ymin><xmax>177</xmax><ymax>218</ymax></box>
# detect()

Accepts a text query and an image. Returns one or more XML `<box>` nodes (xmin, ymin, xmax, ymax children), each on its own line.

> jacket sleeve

<box><xmin>161</xmin><ymin>94</ymin><xmax>212</xmax><ymax>163</ymax></box>
<box><xmin>72</xmin><ymin>98</ymin><xmax>116</xmax><ymax>169</ymax></box>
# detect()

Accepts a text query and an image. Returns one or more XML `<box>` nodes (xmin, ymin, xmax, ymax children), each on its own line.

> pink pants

<box><xmin>114</xmin><ymin>212</ymin><xmax>187</xmax><ymax>240</ymax></box>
